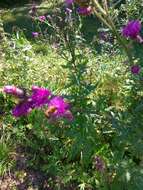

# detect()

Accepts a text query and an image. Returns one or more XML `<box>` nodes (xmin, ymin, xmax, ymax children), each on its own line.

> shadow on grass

<box><xmin>2</xmin><ymin>5</ymin><xmax>50</xmax><ymax>38</ymax></box>
<box><xmin>0</xmin><ymin>0</ymin><xmax>42</xmax><ymax>8</ymax></box>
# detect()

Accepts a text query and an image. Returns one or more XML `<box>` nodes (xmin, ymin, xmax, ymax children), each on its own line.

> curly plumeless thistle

<box><xmin>3</xmin><ymin>85</ymin><xmax>73</xmax><ymax>121</ymax></box>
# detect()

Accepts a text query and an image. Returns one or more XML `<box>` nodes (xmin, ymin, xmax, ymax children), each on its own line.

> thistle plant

<box><xmin>71</xmin><ymin>0</ymin><xmax>143</xmax><ymax>78</ymax></box>
<box><xmin>90</xmin><ymin>1</ymin><xmax>132</xmax><ymax>62</ymax></box>
<box><xmin>1</xmin><ymin>1</ymin><xmax>143</xmax><ymax>189</ymax></box>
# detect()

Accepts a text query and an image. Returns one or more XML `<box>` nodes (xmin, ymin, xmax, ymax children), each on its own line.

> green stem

<box><xmin>92</xmin><ymin>1</ymin><xmax>134</xmax><ymax>64</ymax></box>
<box><xmin>92</xmin><ymin>8</ymin><xmax>112</xmax><ymax>29</ymax></box>
<box><xmin>93</xmin><ymin>0</ymin><xmax>107</xmax><ymax>16</ymax></box>
<box><xmin>106</xmin><ymin>15</ymin><xmax>134</xmax><ymax>64</ymax></box>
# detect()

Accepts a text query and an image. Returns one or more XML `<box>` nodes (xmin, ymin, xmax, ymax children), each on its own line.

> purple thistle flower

<box><xmin>63</xmin><ymin>110</ymin><xmax>73</xmax><ymax>121</ymax></box>
<box><xmin>122</xmin><ymin>20</ymin><xmax>141</xmax><ymax>39</ymax></box>
<box><xmin>77</xmin><ymin>6</ymin><xmax>92</xmax><ymax>16</ymax></box>
<box><xmin>30</xmin><ymin>86</ymin><xmax>51</xmax><ymax>108</ymax></box>
<box><xmin>98</xmin><ymin>31</ymin><xmax>114</xmax><ymax>43</ymax></box>
<box><xmin>12</xmin><ymin>99</ymin><xmax>33</xmax><ymax>117</ymax></box>
<box><xmin>29</xmin><ymin>3</ymin><xmax>37</xmax><ymax>17</ymax></box>
<box><xmin>47</xmin><ymin>96</ymin><xmax>72</xmax><ymax>120</ymax></box>
<box><xmin>65</xmin><ymin>0</ymin><xmax>74</xmax><ymax>6</ymax></box>
<box><xmin>94</xmin><ymin>156</ymin><xmax>106</xmax><ymax>173</ymax></box>
<box><xmin>32</xmin><ymin>32</ymin><xmax>39</xmax><ymax>38</ymax></box>
<box><xmin>131</xmin><ymin>65</ymin><xmax>140</xmax><ymax>75</ymax></box>
<box><xmin>11</xmin><ymin>86</ymin><xmax>52</xmax><ymax>118</ymax></box>
<box><xmin>39</xmin><ymin>15</ymin><xmax>46</xmax><ymax>22</ymax></box>
<box><xmin>3</xmin><ymin>85</ymin><xmax>25</xmax><ymax>98</ymax></box>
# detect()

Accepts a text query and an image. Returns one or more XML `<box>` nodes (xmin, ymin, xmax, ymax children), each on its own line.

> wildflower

<box><xmin>77</xmin><ymin>6</ymin><xmax>92</xmax><ymax>15</ymax></box>
<box><xmin>30</xmin><ymin>86</ymin><xmax>51</xmax><ymax>108</ymax></box>
<box><xmin>65</xmin><ymin>7</ymin><xmax>72</xmax><ymax>14</ymax></box>
<box><xmin>122</xmin><ymin>20</ymin><xmax>141</xmax><ymax>39</ymax></box>
<box><xmin>32</xmin><ymin>32</ymin><xmax>39</xmax><ymax>38</ymax></box>
<box><xmin>131</xmin><ymin>65</ymin><xmax>140</xmax><ymax>75</ymax></box>
<box><xmin>47</xmin><ymin>15</ymin><xmax>52</xmax><ymax>21</ymax></box>
<box><xmin>65</xmin><ymin>7</ymin><xmax>73</xmax><ymax>23</ymax></box>
<box><xmin>136</xmin><ymin>35</ymin><xmax>143</xmax><ymax>43</ymax></box>
<box><xmin>12</xmin><ymin>86</ymin><xmax>51</xmax><ymax>117</ymax></box>
<box><xmin>39</xmin><ymin>15</ymin><xmax>46</xmax><ymax>22</ymax></box>
<box><xmin>29</xmin><ymin>3</ymin><xmax>37</xmax><ymax>17</ymax></box>
<box><xmin>63</xmin><ymin>110</ymin><xmax>74</xmax><ymax>121</ymax></box>
<box><xmin>65</xmin><ymin>0</ymin><xmax>74</xmax><ymax>6</ymax></box>
<box><xmin>3</xmin><ymin>85</ymin><xmax>25</xmax><ymax>98</ymax></box>
<box><xmin>47</xmin><ymin>96</ymin><xmax>72</xmax><ymax>120</ymax></box>
<box><xmin>12</xmin><ymin>99</ymin><xmax>32</xmax><ymax>117</ymax></box>
<box><xmin>94</xmin><ymin>156</ymin><xmax>106</xmax><ymax>172</ymax></box>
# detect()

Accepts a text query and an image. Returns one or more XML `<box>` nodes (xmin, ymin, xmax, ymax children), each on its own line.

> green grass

<box><xmin>0</xmin><ymin>36</ymin><xmax>66</xmax><ymax>92</ymax></box>
<box><xmin>0</xmin><ymin>125</ymin><xmax>15</xmax><ymax>176</ymax></box>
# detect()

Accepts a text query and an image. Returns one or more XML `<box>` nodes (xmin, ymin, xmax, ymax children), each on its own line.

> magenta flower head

<box><xmin>77</xmin><ymin>6</ymin><xmax>92</xmax><ymax>16</ymax></box>
<box><xmin>12</xmin><ymin>86</ymin><xmax>51</xmax><ymax>117</ymax></box>
<box><xmin>32</xmin><ymin>32</ymin><xmax>39</xmax><ymax>38</ymax></box>
<box><xmin>122</xmin><ymin>20</ymin><xmax>141</xmax><ymax>39</ymax></box>
<box><xmin>3</xmin><ymin>85</ymin><xmax>25</xmax><ymax>98</ymax></box>
<box><xmin>39</xmin><ymin>15</ymin><xmax>46</xmax><ymax>22</ymax></box>
<box><xmin>12</xmin><ymin>100</ymin><xmax>32</xmax><ymax>117</ymax></box>
<box><xmin>65</xmin><ymin>0</ymin><xmax>74</xmax><ymax>6</ymax></box>
<box><xmin>131</xmin><ymin>65</ymin><xmax>140</xmax><ymax>75</ymax></box>
<box><xmin>30</xmin><ymin>86</ymin><xmax>51</xmax><ymax>108</ymax></box>
<box><xmin>46</xmin><ymin>96</ymin><xmax>73</xmax><ymax>120</ymax></box>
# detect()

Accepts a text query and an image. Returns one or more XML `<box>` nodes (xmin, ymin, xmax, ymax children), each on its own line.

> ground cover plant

<box><xmin>0</xmin><ymin>0</ymin><xmax>143</xmax><ymax>189</ymax></box>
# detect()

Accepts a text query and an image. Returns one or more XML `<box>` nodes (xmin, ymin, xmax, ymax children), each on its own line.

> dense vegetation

<box><xmin>0</xmin><ymin>0</ymin><xmax>143</xmax><ymax>189</ymax></box>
